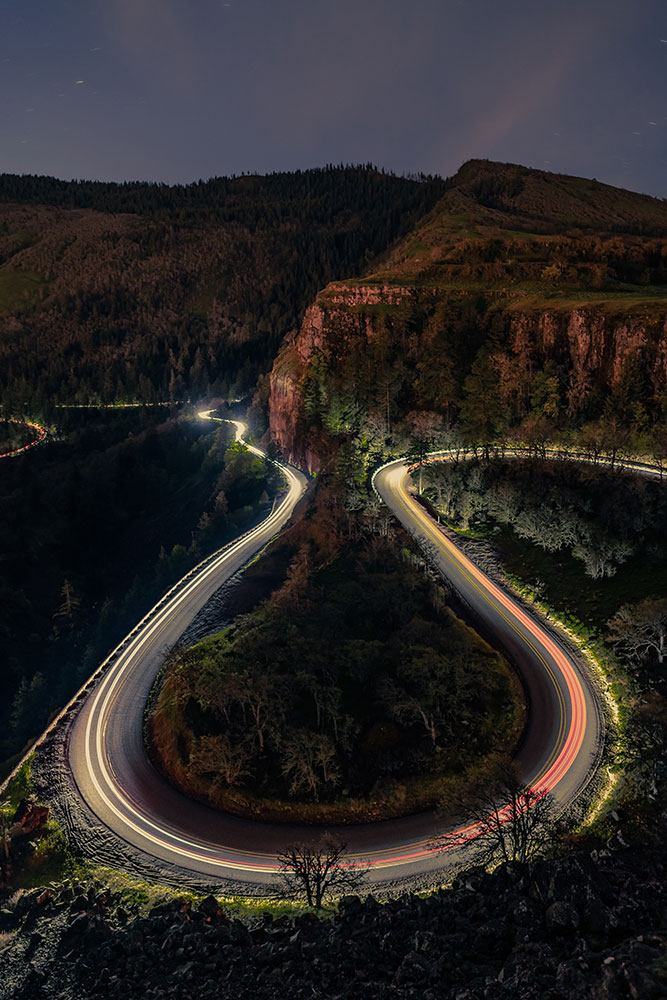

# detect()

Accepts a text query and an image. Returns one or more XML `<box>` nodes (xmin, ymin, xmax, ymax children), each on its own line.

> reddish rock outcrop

<box><xmin>270</xmin><ymin>278</ymin><xmax>667</xmax><ymax>470</ymax></box>
<box><xmin>268</xmin><ymin>342</ymin><xmax>307</xmax><ymax>468</ymax></box>
<box><xmin>11</xmin><ymin>798</ymin><xmax>50</xmax><ymax>836</ymax></box>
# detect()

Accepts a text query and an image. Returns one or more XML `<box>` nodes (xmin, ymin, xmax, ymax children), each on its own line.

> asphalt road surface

<box><xmin>67</xmin><ymin>432</ymin><xmax>604</xmax><ymax>889</ymax></box>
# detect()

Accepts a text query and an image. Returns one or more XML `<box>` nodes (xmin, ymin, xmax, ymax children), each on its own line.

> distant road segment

<box><xmin>0</xmin><ymin>420</ymin><xmax>46</xmax><ymax>458</ymax></box>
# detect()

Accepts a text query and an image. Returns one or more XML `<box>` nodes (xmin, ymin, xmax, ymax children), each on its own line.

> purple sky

<box><xmin>2</xmin><ymin>0</ymin><xmax>666</xmax><ymax>195</ymax></box>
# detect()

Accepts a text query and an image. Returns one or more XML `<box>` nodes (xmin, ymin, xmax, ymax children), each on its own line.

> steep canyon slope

<box><xmin>269</xmin><ymin>160</ymin><xmax>667</xmax><ymax>470</ymax></box>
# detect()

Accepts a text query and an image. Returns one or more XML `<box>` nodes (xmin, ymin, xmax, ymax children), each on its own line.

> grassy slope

<box><xmin>0</xmin><ymin>268</ymin><xmax>44</xmax><ymax>312</ymax></box>
<box><xmin>336</xmin><ymin>160</ymin><xmax>667</xmax><ymax>312</ymax></box>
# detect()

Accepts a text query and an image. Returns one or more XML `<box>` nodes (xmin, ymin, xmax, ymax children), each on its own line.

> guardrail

<box><xmin>371</xmin><ymin>444</ymin><xmax>665</xmax><ymax>500</ymax></box>
<box><xmin>0</xmin><ymin>418</ymin><xmax>298</xmax><ymax>798</ymax></box>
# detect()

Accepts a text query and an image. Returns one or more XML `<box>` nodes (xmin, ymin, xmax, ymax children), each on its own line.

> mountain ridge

<box><xmin>268</xmin><ymin>160</ymin><xmax>667</xmax><ymax>471</ymax></box>
<box><xmin>0</xmin><ymin>166</ymin><xmax>445</xmax><ymax>412</ymax></box>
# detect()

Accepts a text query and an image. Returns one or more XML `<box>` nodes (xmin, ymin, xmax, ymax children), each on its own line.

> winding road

<box><xmin>66</xmin><ymin>419</ymin><xmax>605</xmax><ymax>889</ymax></box>
<box><xmin>0</xmin><ymin>420</ymin><xmax>46</xmax><ymax>459</ymax></box>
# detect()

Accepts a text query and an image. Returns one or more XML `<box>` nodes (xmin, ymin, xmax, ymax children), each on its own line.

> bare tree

<box><xmin>573</xmin><ymin>537</ymin><xmax>632</xmax><ymax>579</ymax></box>
<box><xmin>385</xmin><ymin>647</ymin><xmax>462</xmax><ymax>748</ymax></box>
<box><xmin>240</xmin><ymin>671</ymin><xmax>278</xmax><ymax>751</ymax></box>
<box><xmin>362</xmin><ymin>497</ymin><xmax>395</xmax><ymax>540</ymax></box>
<box><xmin>280</xmin><ymin>730</ymin><xmax>340</xmax><ymax>799</ymax></box>
<box><xmin>276</xmin><ymin>836</ymin><xmax>368</xmax><ymax>909</ymax></box>
<box><xmin>55</xmin><ymin>578</ymin><xmax>81</xmax><ymax>621</ymax></box>
<box><xmin>434</xmin><ymin>766</ymin><xmax>557</xmax><ymax>865</ymax></box>
<box><xmin>608</xmin><ymin>598</ymin><xmax>667</xmax><ymax>666</ymax></box>
<box><xmin>190</xmin><ymin>733</ymin><xmax>253</xmax><ymax>788</ymax></box>
<box><xmin>406</xmin><ymin>411</ymin><xmax>442</xmax><ymax>494</ymax></box>
<box><xmin>613</xmin><ymin>711</ymin><xmax>667</xmax><ymax>801</ymax></box>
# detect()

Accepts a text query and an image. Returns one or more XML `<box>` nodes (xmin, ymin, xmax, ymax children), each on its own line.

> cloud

<box><xmin>106</xmin><ymin>0</ymin><xmax>203</xmax><ymax>95</ymax></box>
<box><xmin>444</xmin><ymin>1</ymin><xmax>624</xmax><ymax>170</ymax></box>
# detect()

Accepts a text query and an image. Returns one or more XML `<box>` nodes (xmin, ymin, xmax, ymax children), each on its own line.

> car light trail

<box><xmin>83</xmin><ymin>464</ymin><xmax>305</xmax><ymax>872</ymax></box>
<box><xmin>66</xmin><ymin>434</ymin><xmax>602</xmax><ymax>884</ymax></box>
<box><xmin>382</xmin><ymin>462</ymin><xmax>587</xmax><ymax>803</ymax></box>
<box><xmin>0</xmin><ymin>420</ymin><xmax>46</xmax><ymax>458</ymax></box>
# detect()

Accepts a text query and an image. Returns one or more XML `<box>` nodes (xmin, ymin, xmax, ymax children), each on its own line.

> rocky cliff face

<box><xmin>268</xmin><ymin>161</ymin><xmax>667</xmax><ymax>469</ymax></box>
<box><xmin>269</xmin><ymin>284</ymin><xmax>416</xmax><ymax>471</ymax></box>
<box><xmin>2</xmin><ymin>834</ymin><xmax>666</xmax><ymax>999</ymax></box>
<box><xmin>498</xmin><ymin>306</ymin><xmax>667</xmax><ymax>419</ymax></box>
<box><xmin>268</xmin><ymin>343</ymin><xmax>302</xmax><ymax>464</ymax></box>
<box><xmin>269</xmin><ymin>277</ymin><xmax>667</xmax><ymax>469</ymax></box>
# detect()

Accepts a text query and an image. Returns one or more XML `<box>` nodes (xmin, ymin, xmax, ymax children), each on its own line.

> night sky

<box><xmin>2</xmin><ymin>0</ymin><xmax>666</xmax><ymax>195</ymax></box>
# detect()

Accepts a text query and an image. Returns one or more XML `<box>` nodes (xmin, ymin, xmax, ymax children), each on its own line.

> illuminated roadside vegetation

<box><xmin>0</xmin><ymin>757</ymin><xmax>73</xmax><ymax>890</ymax></box>
<box><xmin>149</xmin><ymin>484</ymin><xmax>524</xmax><ymax>823</ymax></box>
<box><xmin>1</xmin><ymin>758</ymin><xmax>310</xmax><ymax>914</ymax></box>
<box><xmin>421</xmin><ymin>458</ymin><xmax>667</xmax><ymax>611</ymax></box>
<box><xmin>1</xmin><ymin>759</ymin><xmax>312</xmax><ymax>916</ymax></box>
<box><xmin>0</xmin><ymin>419</ymin><xmax>41</xmax><ymax>455</ymax></box>
<box><xmin>419</xmin><ymin>457</ymin><xmax>667</xmax><ymax>837</ymax></box>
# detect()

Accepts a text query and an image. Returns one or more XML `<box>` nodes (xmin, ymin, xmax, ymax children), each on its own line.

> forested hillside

<box><xmin>269</xmin><ymin>160</ymin><xmax>667</xmax><ymax>471</ymax></box>
<box><xmin>0</xmin><ymin>166</ymin><xmax>444</xmax><ymax>413</ymax></box>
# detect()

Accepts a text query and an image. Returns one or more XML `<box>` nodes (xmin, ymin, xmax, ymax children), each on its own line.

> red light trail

<box><xmin>0</xmin><ymin>420</ymin><xmax>47</xmax><ymax>459</ymax></box>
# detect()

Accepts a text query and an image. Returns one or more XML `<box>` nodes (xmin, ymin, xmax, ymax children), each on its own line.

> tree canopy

<box><xmin>149</xmin><ymin>488</ymin><xmax>521</xmax><ymax>822</ymax></box>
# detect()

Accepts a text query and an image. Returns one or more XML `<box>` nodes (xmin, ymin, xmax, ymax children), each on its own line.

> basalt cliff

<box><xmin>269</xmin><ymin>160</ymin><xmax>667</xmax><ymax>471</ymax></box>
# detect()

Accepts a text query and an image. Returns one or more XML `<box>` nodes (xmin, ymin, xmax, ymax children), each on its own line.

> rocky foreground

<box><xmin>1</xmin><ymin>843</ymin><xmax>665</xmax><ymax>1000</ymax></box>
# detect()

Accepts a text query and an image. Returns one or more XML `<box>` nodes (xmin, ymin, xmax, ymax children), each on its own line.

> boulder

<box><xmin>545</xmin><ymin>901</ymin><xmax>580</xmax><ymax>935</ymax></box>
<box><xmin>198</xmin><ymin>894</ymin><xmax>220</xmax><ymax>918</ymax></box>
<box><xmin>12</xmin><ymin>799</ymin><xmax>50</xmax><ymax>835</ymax></box>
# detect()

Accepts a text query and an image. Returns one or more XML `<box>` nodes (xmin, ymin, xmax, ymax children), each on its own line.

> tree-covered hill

<box><xmin>0</xmin><ymin>166</ymin><xmax>444</xmax><ymax>413</ymax></box>
<box><xmin>149</xmin><ymin>473</ymin><xmax>522</xmax><ymax>824</ymax></box>
<box><xmin>269</xmin><ymin>160</ymin><xmax>667</xmax><ymax>471</ymax></box>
